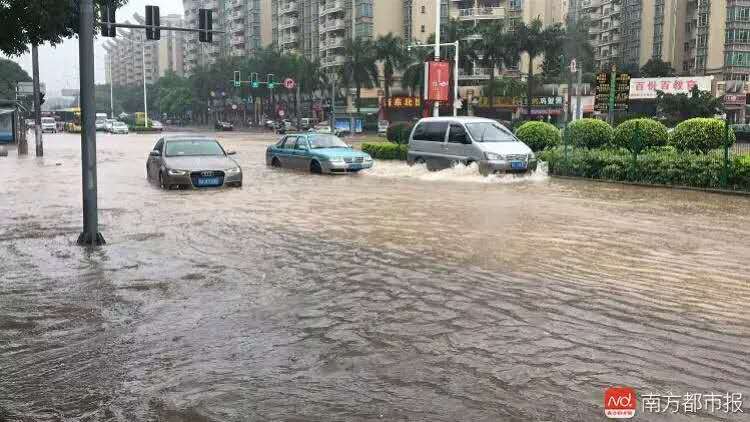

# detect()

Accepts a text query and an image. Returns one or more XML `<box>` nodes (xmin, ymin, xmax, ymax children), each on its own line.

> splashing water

<box><xmin>362</xmin><ymin>160</ymin><xmax>549</xmax><ymax>184</ymax></box>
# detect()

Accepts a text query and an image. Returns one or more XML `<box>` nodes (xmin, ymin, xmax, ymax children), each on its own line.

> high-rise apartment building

<box><xmin>104</xmin><ymin>13</ymin><xmax>184</xmax><ymax>87</ymax></box>
<box><xmin>271</xmin><ymin>0</ymin><xmax>404</xmax><ymax>69</ymax></box>
<box><xmin>183</xmin><ymin>0</ymin><xmax>224</xmax><ymax>75</ymax></box>
<box><xmin>576</xmin><ymin>0</ymin><xmax>750</xmax><ymax>81</ymax></box>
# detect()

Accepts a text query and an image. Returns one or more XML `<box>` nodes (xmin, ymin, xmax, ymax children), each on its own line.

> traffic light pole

<box><xmin>32</xmin><ymin>44</ymin><xmax>43</xmax><ymax>157</ymax></box>
<box><xmin>77</xmin><ymin>0</ymin><xmax>105</xmax><ymax>246</ymax></box>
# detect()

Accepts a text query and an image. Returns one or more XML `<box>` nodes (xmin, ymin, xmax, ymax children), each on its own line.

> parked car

<box><xmin>378</xmin><ymin>120</ymin><xmax>389</xmax><ymax>136</ymax></box>
<box><xmin>110</xmin><ymin>121</ymin><xmax>129</xmax><ymax>134</ymax></box>
<box><xmin>266</xmin><ymin>133</ymin><xmax>373</xmax><ymax>174</ymax></box>
<box><xmin>299</xmin><ymin>118</ymin><xmax>316</xmax><ymax>130</ymax></box>
<box><xmin>215</xmin><ymin>121</ymin><xmax>234</xmax><ymax>131</ymax></box>
<box><xmin>151</xmin><ymin>120</ymin><xmax>164</xmax><ymax>132</ymax></box>
<box><xmin>312</xmin><ymin>123</ymin><xmax>344</xmax><ymax>137</ymax></box>
<box><xmin>104</xmin><ymin>119</ymin><xmax>116</xmax><ymax>132</ymax></box>
<box><xmin>40</xmin><ymin>117</ymin><xmax>57</xmax><ymax>133</ymax></box>
<box><xmin>95</xmin><ymin>113</ymin><xmax>108</xmax><ymax>131</ymax></box>
<box><xmin>146</xmin><ymin>136</ymin><xmax>242</xmax><ymax>189</ymax></box>
<box><xmin>406</xmin><ymin>117</ymin><xmax>537</xmax><ymax>176</ymax></box>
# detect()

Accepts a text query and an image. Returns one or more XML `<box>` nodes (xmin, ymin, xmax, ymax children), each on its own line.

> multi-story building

<box><xmin>104</xmin><ymin>14</ymin><xmax>176</xmax><ymax>87</ymax></box>
<box><xmin>183</xmin><ymin>0</ymin><xmax>225</xmax><ymax>75</ymax></box>
<box><xmin>224</xmin><ymin>0</ymin><xmax>274</xmax><ymax>57</ymax></box>
<box><xmin>445</xmin><ymin>0</ymin><xmax>567</xmax><ymax>84</ymax></box>
<box><xmin>575</xmin><ymin>0</ymin><xmax>750</xmax><ymax>81</ymax></box>
<box><xmin>271</xmin><ymin>0</ymin><xmax>404</xmax><ymax>70</ymax></box>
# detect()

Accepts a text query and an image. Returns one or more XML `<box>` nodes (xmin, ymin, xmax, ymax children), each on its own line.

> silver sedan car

<box><xmin>146</xmin><ymin>136</ymin><xmax>243</xmax><ymax>189</ymax></box>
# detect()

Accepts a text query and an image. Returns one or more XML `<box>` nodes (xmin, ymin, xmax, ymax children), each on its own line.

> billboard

<box><xmin>425</xmin><ymin>60</ymin><xmax>450</xmax><ymax>102</ymax></box>
<box><xmin>629</xmin><ymin>76</ymin><xmax>713</xmax><ymax>100</ymax></box>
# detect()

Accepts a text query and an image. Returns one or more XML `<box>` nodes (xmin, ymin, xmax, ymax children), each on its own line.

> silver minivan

<box><xmin>407</xmin><ymin>117</ymin><xmax>537</xmax><ymax>175</ymax></box>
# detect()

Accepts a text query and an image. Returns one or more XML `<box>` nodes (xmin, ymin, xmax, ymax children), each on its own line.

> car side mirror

<box><xmin>150</xmin><ymin>150</ymin><xmax>161</xmax><ymax>157</ymax></box>
<box><xmin>227</xmin><ymin>150</ymin><xmax>237</xmax><ymax>155</ymax></box>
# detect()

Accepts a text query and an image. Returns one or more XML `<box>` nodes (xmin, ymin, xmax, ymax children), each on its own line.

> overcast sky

<box><xmin>6</xmin><ymin>0</ymin><xmax>184</xmax><ymax>97</ymax></box>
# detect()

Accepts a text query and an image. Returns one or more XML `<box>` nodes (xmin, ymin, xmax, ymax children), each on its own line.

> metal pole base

<box><xmin>76</xmin><ymin>232</ymin><xmax>106</xmax><ymax>246</ymax></box>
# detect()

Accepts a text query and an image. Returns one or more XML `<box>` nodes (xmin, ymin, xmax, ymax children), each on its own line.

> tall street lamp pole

<box><xmin>433</xmin><ymin>0</ymin><xmax>441</xmax><ymax>117</ymax></box>
<box><xmin>109</xmin><ymin>55</ymin><xmax>114</xmax><ymax>119</ymax></box>
<box><xmin>409</xmin><ymin>41</ymin><xmax>460</xmax><ymax>117</ymax></box>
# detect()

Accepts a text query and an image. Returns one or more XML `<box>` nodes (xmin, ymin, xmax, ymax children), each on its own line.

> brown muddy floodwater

<box><xmin>0</xmin><ymin>132</ymin><xmax>749</xmax><ymax>421</ymax></box>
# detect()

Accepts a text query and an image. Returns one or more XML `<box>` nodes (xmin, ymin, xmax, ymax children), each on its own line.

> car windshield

<box><xmin>41</xmin><ymin>118</ymin><xmax>54</xmax><ymax>123</ymax></box>
<box><xmin>308</xmin><ymin>134</ymin><xmax>348</xmax><ymax>149</ymax></box>
<box><xmin>165</xmin><ymin>140</ymin><xmax>224</xmax><ymax>157</ymax></box>
<box><xmin>113</xmin><ymin>122</ymin><xmax>126</xmax><ymax>127</ymax></box>
<box><xmin>465</xmin><ymin>122</ymin><xmax>517</xmax><ymax>142</ymax></box>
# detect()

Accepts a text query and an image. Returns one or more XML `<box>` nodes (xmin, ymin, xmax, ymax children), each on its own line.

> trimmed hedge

<box><xmin>515</xmin><ymin>121</ymin><xmax>561</xmax><ymax>151</ymax></box>
<box><xmin>130</xmin><ymin>126</ymin><xmax>162</xmax><ymax>133</ymax></box>
<box><xmin>362</xmin><ymin>142</ymin><xmax>407</xmax><ymax>160</ymax></box>
<box><xmin>539</xmin><ymin>146</ymin><xmax>750</xmax><ymax>191</ymax></box>
<box><xmin>613</xmin><ymin>118</ymin><xmax>668</xmax><ymax>152</ymax></box>
<box><xmin>567</xmin><ymin>118</ymin><xmax>614</xmax><ymax>149</ymax></box>
<box><xmin>669</xmin><ymin>118</ymin><xmax>735</xmax><ymax>153</ymax></box>
<box><xmin>386</xmin><ymin>123</ymin><xmax>413</xmax><ymax>144</ymax></box>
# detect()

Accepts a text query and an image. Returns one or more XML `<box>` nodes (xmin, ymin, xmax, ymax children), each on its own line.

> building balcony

<box><xmin>231</xmin><ymin>35</ymin><xmax>246</xmax><ymax>45</ymax></box>
<box><xmin>320</xmin><ymin>19</ymin><xmax>345</xmax><ymax>33</ymax></box>
<box><xmin>320</xmin><ymin>0</ymin><xmax>344</xmax><ymax>15</ymax></box>
<box><xmin>279</xmin><ymin>17</ymin><xmax>299</xmax><ymax>30</ymax></box>
<box><xmin>458</xmin><ymin>67</ymin><xmax>492</xmax><ymax>81</ymax></box>
<box><xmin>320</xmin><ymin>36</ymin><xmax>344</xmax><ymax>50</ymax></box>
<box><xmin>279</xmin><ymin>2</ymin><xmax>297</xmax><ymax>15</ymax></box>
<box><xmin>458</xmin><ymin>7</ymin><xmax>506</xmax><ymax>20</ymax></box>
<box><xmin>321</xmin><ymin>54</ymin><xmax>345</xmax><ymax>67</ymax></box>
<box><xmin>280</xmin><ymin>33</ymin><xmax>299</xmax><ymax>45</ymax></box>
<box><xmin>595</xmin><ymin>35</ymin><xmax>620</xmax><ymax>47</ymax></box>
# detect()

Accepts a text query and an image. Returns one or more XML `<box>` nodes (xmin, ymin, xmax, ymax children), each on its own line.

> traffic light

<box><xmin>250</xmin><ymin>72</ymin><xmax>259</xmax><ymax>88</ymax></box>
<box><xmin>199</xmin><ymin>9</ymin><xmax>213</xmax><ymax>43</ymax></box>
<box><xmin>233</xmin><ymin>71</ymin><xmax>241</xmax><ymax>88</ymax></box>
<box><xmin>100</xmin><ymin>1</ymin><xmax>117</xmax><ymax>38</ymax></box>
<box><xmin>145</xmin><ymin>5</ymin><xmax>161</xmax><ymax>40</ymax></box>
<box><xmin>267</xmin><ymin>74</ymin><xmax>275</xmax><ymax>89</ymax></box>
<box><xmin>39</xmin><ymin>92</ymin><xmax>45</xmax><ymax>106</ymax></box>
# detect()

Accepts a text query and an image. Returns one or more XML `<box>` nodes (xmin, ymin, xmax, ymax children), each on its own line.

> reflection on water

<box><xmin>0</xmin><ymin>133</ymin><xmax>749</xmax><ymax>421</ymax></box>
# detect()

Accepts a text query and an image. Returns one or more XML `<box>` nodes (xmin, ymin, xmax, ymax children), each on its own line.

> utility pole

<box><xmin>296</xmin><ymin>82</ymin><xmax>301</xmax><ymax>129</ymax></box>
<box><xmin>142</xmin><ymin>41</ymin><xmax>149</xmax><ymax>128</ymax></box>
<box><xmin>433</xmin><ymin>0</ymin><xmax>441</xmax><ymax>117</ymax></box>
<box><xmin>608</xmin><ymin>64</ymin><xmax>617</xmax><ymax>125</ymax></box>
<box><xmin>453</xmin><ymin>40</ymin><xmax>459</xmax><ymax>117</ymax></box>
<box><xmin>330</xmin><ymin>75</ymin><xmax>336</xmax><ymax>129</ymax></box>
<box><xmin>77</xmin><ymin>0</ymin><xmax>105</xmax><ymax>246</ymax></box>
<box><xmin>109</xmin><ymin>56</ymin><xmax>114</xmax><ymax>118</ymax></box>
<box><xmin>32</xmin><ymin>45</ymin><xmax>43</xmax><ymax>157</ymax></box>
<box><xmin>575</xmin><ymin>67</ymin><xmax>583</xmax><ymax>120</ymax></box>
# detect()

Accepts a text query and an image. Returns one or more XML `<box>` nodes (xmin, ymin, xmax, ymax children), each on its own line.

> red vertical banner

<box><xmin>427</xmin><ymin>60</ymin><xmax>451</xmax><ymax>102</ymax></box>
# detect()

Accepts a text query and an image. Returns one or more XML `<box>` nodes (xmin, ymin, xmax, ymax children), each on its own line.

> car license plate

<box><xmin>197</xmin><ymin>177</ymin><xmax>221</xmax><ymax>186</ymax></box>
<box><xmin>511</xmin><ymin>161</ymin><xmax>527</xmax><ymax>170</ymax></box>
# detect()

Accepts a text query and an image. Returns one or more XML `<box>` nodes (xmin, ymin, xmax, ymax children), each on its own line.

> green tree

<box><xmin>517</xmin><ymin>18</ymin><xmax>557</xmax><ymax>117</ymax></box>
<box><xmin>656</xmin><ymin>85</ymin><xmax>724</xmax><ymax>127</ymax></box>
<box><xmin>541</xmin><ymin>20</ymin><xmax>593</xmax><ymax>81</ymax></box>
<box><xmin>476</xmin><ymin>21</ymin><xmax>518</xmax><ymax>107</ymax></box>
<box><xmin>0</xmin><ymin>1</ymin><xmax>128</xmax><ymax>56</ymax></box>
<box><xmin>640</xmin><ymin>58</ymin><xmax>675</xmax><ymax>78</ymax></box>
<box><xmin>0</xmin><ymin>58</ymin><xmax>31</xmax><ymax>99</ymax></box>
<box><xmin>374</xmin><ymin>33</ymin><xmax>408</xmax><ymax>103</ymax></box>
<box><xmin>339</xmin><ymin>37</ymin><xmax>379</xmax><ymax>113</ymax></box>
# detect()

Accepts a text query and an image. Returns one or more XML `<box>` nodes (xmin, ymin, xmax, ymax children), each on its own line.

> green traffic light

<box><xmin>252</xmin><ymin>82</ymin><xmax>260</xmax><ymax>88</ymax></box>
<box><xmin>268</xmin><ymin>83</ymin><xmax>275</xmax><ymax>89</ymax></box>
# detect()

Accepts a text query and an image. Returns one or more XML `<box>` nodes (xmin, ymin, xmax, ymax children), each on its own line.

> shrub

<box><xmin>538</xmin><ymin>146</ymin><xmax>750</xmax><ymax>191</ymax></box>
<box><xmin>566</xmin><ymin>118</ymin><xmax>614</xmax><ymax>149</ymax></box>
<box><xmin>515</xmin><ymin>121</ymin><xmax>561</xmax><ymax>151</ymax></box>
<box><xmin>386</xmin><ymin>122</ymin><xmax>413</xmax><ymax>144</ymax></box>
<box><xmin>362</xmin><ymin>142</ymin><xmax>407</xmax><ymax>160</ymax></box>
<box><xmin>613</xmin><ymin>118</ymin><xmax>669</xmax><ymax>152</ymax></box>
<box><xmin>669</xmin><ymin>118</ymin><xmax>735</xmax><ymax>153</ymax></box>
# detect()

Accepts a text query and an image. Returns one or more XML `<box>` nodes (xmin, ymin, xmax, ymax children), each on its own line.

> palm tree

<box><xmin>516</xmin><ymin>18</ymin><xmax>549</xmax><ymax>117</ymax></box>
<box><xmin>374</xmin><ymin>33</ymin><xmax>408</xmax><ymax>104</ymax></box>
<box><xmin>339</xmin><ymin>37</ymin><xmax>379</xmax><ymax>113</ymax></box>
<box><xmin>475</xmin><ymin>20</ymin><xmax>518</xmax><ymax>108</ymax></box>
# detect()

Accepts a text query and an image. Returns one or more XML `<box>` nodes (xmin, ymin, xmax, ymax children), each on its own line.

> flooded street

<box><xmin>1</xmin><ymin>132</ymin><xmax>749</xmax><ymax>421</ymax></box>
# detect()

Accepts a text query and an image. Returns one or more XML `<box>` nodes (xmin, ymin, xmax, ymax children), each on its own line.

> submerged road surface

<box><xmin>1</xmin><ymin>132</ymin><xmax>749</xmax><ymax>421</ymax></box>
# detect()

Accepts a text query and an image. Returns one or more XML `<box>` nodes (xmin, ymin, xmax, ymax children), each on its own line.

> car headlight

<box><xmin>528</xmin><ymin>152</ymin><xmax>536</xmax><ymax>160</ymax></box>
<box><xmin>168</xmin><ymin>169</ymin><xmax>188</xmax><ymax>176</ymax></box>
<box><xmin>363</xmin><ymin>156</ymin><xmax>373</xmax><ymax>162</ymax></box>
<box><xmin>328</xmin><ymin>157</ymin><xmax>345</xmax><ymax>163</ymax></box>
<box><xmin>485</xmin><ymin>152</ymin><xmax>505</xmax><ymax>161</ymax></box>
<box><xmin>225</xmin><ymin>167</ymin><xmax>241</xmax><ymax>174</ymax></box>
